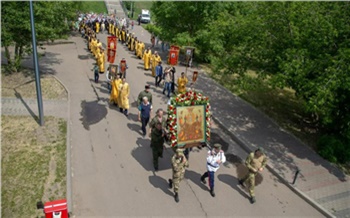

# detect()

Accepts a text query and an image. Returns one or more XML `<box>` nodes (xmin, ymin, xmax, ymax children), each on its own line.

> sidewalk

<box><xmin>112</xmin><ymin>3</ymin><xmax>350</xmax><ymax>217</ymax></box>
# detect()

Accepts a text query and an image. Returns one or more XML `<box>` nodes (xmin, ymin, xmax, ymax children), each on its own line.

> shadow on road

<box><xmin>148</xmin><ymin>174</ymin><xmax>174</xmax><ymax>197</ymax></box>
<box><xmin>127</xmin><ymin>113</ymin><xmax>139</xmax><ymax>122</ymax></box>
<box><xmin>127</xmin><ymin>123</ymin><xmax>142</xmax><ymax>136</ymax></box>
<box><xmin>185</xmin><ymin>170</ymin><xmax>208</xmax><ymax>191</ymax></box>
<box><xmin>218</xmin><ymin>174</ymin><xmax>250</xmax><ymax>200</ymax></box>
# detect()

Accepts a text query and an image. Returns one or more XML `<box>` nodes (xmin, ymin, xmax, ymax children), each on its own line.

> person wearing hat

<box><xmin>239</xmin><ymin>147</ymin><xmax>268</xmax><ymax>204</ymax></box>
<box><xmin>168</xmin><ymin>148</ymin><xmax>189</xmax><ymax>202</ymax></box>
<box><xmin>200</xmin><ymin>143</ymin><xmax>226</xmax><ymax>197</ymax></box>
<box><xmin>137</xmin><ymin>85</ymin><xmax>153</xmax><ymax>106</ymax></box>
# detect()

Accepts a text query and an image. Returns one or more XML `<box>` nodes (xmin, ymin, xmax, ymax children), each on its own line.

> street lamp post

<box><xmin>29</xmin><ymin>0</ymin><xmax>44</xmax><ymax>126</ymax></box>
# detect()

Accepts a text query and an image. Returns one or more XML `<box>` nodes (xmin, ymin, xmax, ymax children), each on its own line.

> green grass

<box><xmin>79</xmin><ymin>1</ymin><xmax>107</xmax><ymax>14</ymax></box>
<box><xmin>1</xmin><ymin>116</ymin><xmax>67</xmax><ymax>218</ymax></box>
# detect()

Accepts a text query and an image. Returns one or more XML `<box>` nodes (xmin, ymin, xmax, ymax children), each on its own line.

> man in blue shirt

<box><xmin>138</xmin><ymin>96</ymin><xmax>153</xmax><ymax>137</ymax></box>
<box><xmin>155</xmin><ymin>61</ymin><xmax>163</xmax><ymax>87</ymax></box>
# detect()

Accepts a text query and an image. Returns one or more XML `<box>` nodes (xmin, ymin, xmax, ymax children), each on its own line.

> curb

<box><xmin>211</xmin><ymin>115</ymin><xmax>335</xmax><ymax>218</ymax></box>
<box><xmin>51</xmin><ymin>75</ymin><xmax>73</xmax><ymax>214</ymax></box>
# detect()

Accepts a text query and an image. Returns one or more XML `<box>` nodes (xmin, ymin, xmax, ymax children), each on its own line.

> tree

<box><xmin>1</xmin><ymin>1</ymin><xmax>78</xmax><ymax>72</ymax></box>
<box><xmin>150</xmin><ymin>1</ymin><xmax>350</xmax><ymax>162</ymax></box>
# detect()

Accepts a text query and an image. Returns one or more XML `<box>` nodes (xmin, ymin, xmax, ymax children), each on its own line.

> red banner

<box><xmin>120</xmin><ymin>60</ymin><xmax>126</xmax><ymax>73</ymax></box>
<box><xmin>107</xmin><ymin>36</ymin><xmax>117</xmax><ymax>50</ymax></box>
<box><xmin>107</xmin><ymin>49</ymin><xmax>116</xmax><ymax>64</ymax></box>
<box><xmin>107</xmin><ymin>36</ymin><xmax>117</xmax><ymax>63</ymax></box>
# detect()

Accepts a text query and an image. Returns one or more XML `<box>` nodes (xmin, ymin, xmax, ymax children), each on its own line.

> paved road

<box><xmin>40</xmin><ymin>28</ymin><xmax>323</xmax><ymax>218</ymax></box>
<box><xmin>0</xmin><ymin>3</ymin><xmax>336</xmax><ymax>216</ymax></box>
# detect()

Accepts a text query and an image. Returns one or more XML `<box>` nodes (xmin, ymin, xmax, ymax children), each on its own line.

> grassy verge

<box><xmin>206</xmin><ymin>68</ymin><xmax>320</xmax><ymax>149</ymax></box>
<box><xmin>1</xmin><ymin>70</ymin><xmax>67</xmax><ymax>100</ymax></box>
<box><xmin>79</xmin><ymin>1</ymin><xmax>107</xmax><ymax>14</ymax></box>
<box><xmin>1</xmin><ymin>116</ymin><xmax>67</xmax><ymax>217</ymax></box>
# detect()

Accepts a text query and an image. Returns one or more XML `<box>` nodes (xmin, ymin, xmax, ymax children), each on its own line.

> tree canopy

<box><xmin>1</xmin><ymin>1</ymin><xmax>78</xmax><ymax>72</ymax></box>
<box><xmin>150</xmin><ymin>1</ymin><xmax>350</xmax><ymax>163</ymax></box>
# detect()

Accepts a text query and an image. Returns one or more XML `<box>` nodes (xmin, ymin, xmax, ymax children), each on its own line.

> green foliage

<box><xmin>317</xmin><ymin>135</ymin><xmax>350</xmax><ymax>164</ymax></box>
<box><xmin>1</xmin><ymin>1</ymin><xmax>79</xmax><ymax>72</ymax></box>
<box><xmin>150</xmin><ymin>1</ymin><xmax>350</xmax><ymax>164</ymax></box>
<box><xmin>75</xmin><ymin>1</ymin><xmax>107</xmax><ymax>14</ymax></box>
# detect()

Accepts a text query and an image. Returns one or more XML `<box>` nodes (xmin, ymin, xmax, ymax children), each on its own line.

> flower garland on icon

<box><xmin>167</xmin><ymin>90</ymin><xmax>211</xmax><ymax>147</ymax></box>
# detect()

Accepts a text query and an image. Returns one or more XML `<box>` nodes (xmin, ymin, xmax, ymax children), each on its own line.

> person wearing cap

<box><xmin>150</xmin><ymin>121</ymin><xmax>164</xmax><ymax>171</ymax></box>
<box><xmin>137</xmin><ymin>85</ymin><xmax>153</xmax><ymax>106</ymax></box>
<box><xmin>138</xmin><ymin>96</ymin><xmax>153</xmax><ymax>137</ymax></box>
<box><xmin>200</xmin><ymin>143</ymin><xmax>226</xmax><ymax>197</ymax></box>
<box><xmin>239</xmin><ymin>147</ymin><xmax>267</xmax><ymax>204</ymax></box>
<box><xmin>168</xmin><ymin>148</ymin><xmax>189</xmax><ymax>202</ymax></box>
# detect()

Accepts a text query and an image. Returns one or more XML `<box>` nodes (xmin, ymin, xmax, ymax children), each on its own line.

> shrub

<box><xmin>317</xmin><ymin>134</ymin><xmax>350</xmax><ymax>164</ymax></box>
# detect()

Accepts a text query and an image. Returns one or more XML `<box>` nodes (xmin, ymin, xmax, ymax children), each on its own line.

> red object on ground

<box><xmin>44</xmin><ymin>199</ymin><xmax>68</xmax><ymax>218</ymax></box>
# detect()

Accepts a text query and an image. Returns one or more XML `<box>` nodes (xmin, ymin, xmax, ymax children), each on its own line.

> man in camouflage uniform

<box><xmin>168</xmin><ymin>148</ymin><xmax>189</xmax><ymax>203</ymax></box>
<box><xmin>150</xmin><ymin>121</ymin><xmax>165</xmax><ymax>171</ymax></box>
<box><xmin>239</xmin><ymin>147</ymin><xmax>268</xmax><ymax>204</ymax></box>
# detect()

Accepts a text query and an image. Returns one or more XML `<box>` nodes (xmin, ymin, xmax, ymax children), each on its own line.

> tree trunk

<box><xmin>4</xmin><ymin>46</ymin><xmax>12</xmax><ymax>66</ymax></box>
<box><xmin>14</xmin><ymin>43</ymin><xmax>23</xmax><ymax>72</ymax></box>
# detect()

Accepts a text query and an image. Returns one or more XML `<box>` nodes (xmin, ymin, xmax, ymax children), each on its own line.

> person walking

<box><xmin>143</xmin><ymin>47</ymin><xmax>152</xmax><ymax>70</ymax></box>
<box><xmin>151</xmin><ymin>51</ymin><xmax>162</xmax><ymax>77</ymax></box>
<box><xmin>168</xmin><ymin>148</ymin><xmax>189</xmax><ymax>202</ymax></box>
<box><xmin>163</xmin><ymin>67</ymin><xmax>173</xmax><ymax>98</ymax></box>
<box><xmin>117</xmin><ymin>78</ymin><xmax>130</xmax><ymax>116</ymax></box>
<box><xmin>200</xmin><ymin>143</ymin><xmax>226</xmax><ymax>197</ymax></box>
<box><xmin>150</xmin><ymin>121</ymin><xmax>165</xmax><ymax>171</ymax></box>
<box><xmin>155</xmin><ymin>62</ymin><xmax>163</xmax><ymax>87</ymax></box>
<box><xmin>239</xmin><ymin>147</ymin><xmax>268</xmax><ymax>204</ymax></box>
<box><xmin>131</xmin><ymin>20</ymin><xmax>134</xmax><ymax>29</ymax></box>
<box><xmin>109</xmin><ymin>74</ymin><xmax>122</xmax><ymax>105</ymax></box>
<box><xmin>137</xmin><ymin>85</ymin><xmax>153</xmax><ymax>106</ymax></box>
<box><xmin>93</xmin><ymin>64</ymin><xmax>99</xmax><ymax>83</ymax></box>
<box><xmin>149</xmin><ymin>109</ymin><xmax>167</xmax><ymax>138</ymax></box>
<box><xmin>177</xmin><ymin>72</ymin><xmax>188</xmax><ymax>94</ymax></box>
<box><xmin>138</xmin><ymin>96</ymin><xmax>152</xmax><ymax>137</ymax></box>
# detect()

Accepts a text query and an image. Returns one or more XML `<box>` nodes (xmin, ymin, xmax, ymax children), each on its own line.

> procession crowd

<box><xmin>77</xmin><ymin>13</ymin><xmax>268</xmax><ymax>204</ymax></box>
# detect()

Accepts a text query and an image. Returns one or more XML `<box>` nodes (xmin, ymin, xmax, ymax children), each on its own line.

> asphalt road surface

<box><xmin>43</xmin><ymin>26</ymin><xmax>325</xmax><ymax>217</ymax></box>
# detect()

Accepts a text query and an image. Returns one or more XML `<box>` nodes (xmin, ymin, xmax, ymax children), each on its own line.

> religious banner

<box><xmin>167</xmin><ymin>90</ymin><xmax>211</xmax><ymax>148</ymax></box>
<box><xmin>192</xmin><ymin>71</ymin><xmax>198</xmax><ymax>83</ymax></box>
<box><xmin>107</xmin><ymin>49</ymin><xmax>116</xmax><ymax>64</ymax></box>
<box><xmin>120</xmin><ymin>59</ymin><xmax>127</xmax><ymax>76</ymax></box>
<box><xmin>107</xmin><ymin>36</ymin><xmax>117</xmax><ymax>50</ymax></box>
<box><xmin>107</xmin><ymin>36</ymin><xmax>117</xmax><ymax>63</ymax></box>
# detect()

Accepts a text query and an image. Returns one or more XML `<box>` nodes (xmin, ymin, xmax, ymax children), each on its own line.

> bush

<box><xmin>317</xmin><ymin>135</ymin><xmax>350</xmax><ymax>164</ymax></box>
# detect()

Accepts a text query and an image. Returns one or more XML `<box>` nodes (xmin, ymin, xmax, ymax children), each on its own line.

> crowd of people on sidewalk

<box><xmin>77</xmin><ymin>12</ymin><xmax>268</xmax><ymax>204</ymax></box>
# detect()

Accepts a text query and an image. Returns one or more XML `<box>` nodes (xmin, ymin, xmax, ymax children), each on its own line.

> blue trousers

<box><xmin>202</xmin><ymin>171</ymin><xmax>215</xmax><ymax>190</ymax></box>
<box><xmin>141</xmin><ymin>116</ymin><xmax>150</xmax><ymax>135</ymax></box>
<box><xmin>163</xmin><ymin>82</ymin><xmax>171</xmax><ymax>97</ymax></box>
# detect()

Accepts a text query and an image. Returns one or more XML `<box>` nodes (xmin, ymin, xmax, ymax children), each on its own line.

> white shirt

<box><xmin>206</xmin><ymin>150</ymin><xmax>226</xmax><ymax>172</ymax></box>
